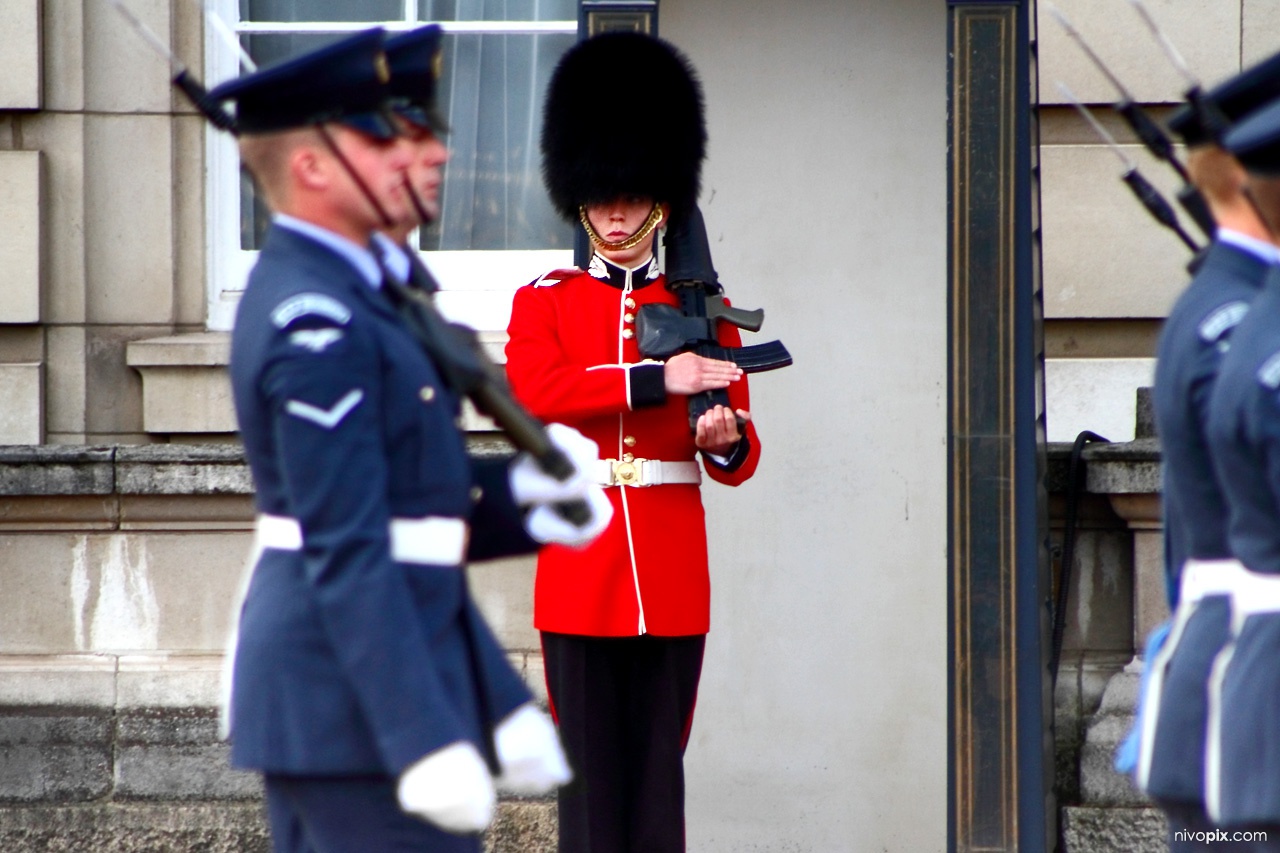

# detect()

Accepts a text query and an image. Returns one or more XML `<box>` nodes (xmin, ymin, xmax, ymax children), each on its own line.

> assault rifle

<box><xmin>637</xmin><ymin>207</ymin><xmax>793</xmax><ymax>431</ymax></box>
<box><xmin>382</xmin><ymin>258</ymin><xmax>592</xmax><ymax>526</ymax></box>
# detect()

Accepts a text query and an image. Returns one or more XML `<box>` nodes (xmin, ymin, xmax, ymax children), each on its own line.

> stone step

<box><xmin>1062</xmin><ymin>806</ymin><xmax>1168</xmax><ymax>853</ymax></box>
<box><xmin>0</xmin><ymin>801</ymin><xmax>555</xmax><ymax>852</ymax></box>
<box><xmin>1063</xmin><ymin>668</ymin><xmax>1167</xmax><ymax>852</ymax></box>
<box><xmin>0</xmin><ymin>705</ymin><xmax>557</xmax><ymax>851</ymax></box>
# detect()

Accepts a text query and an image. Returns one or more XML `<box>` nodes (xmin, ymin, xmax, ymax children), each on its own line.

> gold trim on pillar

<box><xmin>950</xmin><ymin>4</ymin><xmax>1022</xmax><ymax>851</ymax></box>
<box><xmin>582</xmin><ymin>2</ymin><xmax>656</xmax><ymax>37</ymax></box>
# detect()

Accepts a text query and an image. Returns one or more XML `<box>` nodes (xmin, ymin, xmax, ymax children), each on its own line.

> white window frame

<box><xmin>203</xmin><ymin>1</ymin><xmax>576</xmax><ymax>333</ymax></box>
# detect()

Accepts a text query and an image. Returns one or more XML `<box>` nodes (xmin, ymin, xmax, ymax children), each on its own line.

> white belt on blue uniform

<box><xmin>1224</xmin><ymin>566</ymin><xmax>1280</xmax><ymax>625</ymax></box>
<box><xmin>255</xmin><ymin>513</ymin><xmax>470</xmax><ymax>566</ymax></box>
<box><xmin>1205</xmin><ymin>562</ymin><xmax>1280</xmax><ymax>822</ymax></box>
<box><xmin>1135</xmin><ymin>557</ymin><xmax>1248</xmax><ymax>792</ymax></box>
<box><xmin>1180</xmin><ymin>558</ymin><xmax>1250</xmax><ymax>605</ymax></box>
<box><xmin>592</xmin><ymin>458</ymin><xmax>702</xmax><ymax>487</ymax></box>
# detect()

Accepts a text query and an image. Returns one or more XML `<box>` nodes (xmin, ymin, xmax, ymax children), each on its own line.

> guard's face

<box><xmin>397</xmin><ymin>117</ymin><xmax>450</xmax><ymax>225</ymax></box>
<box><xmin>585</xmin><ymin>196</ymin><xmax>665</xmax><ymax>267</ymax></box>
<box><xmin>327</xmin><ymin>125</ymin><xmax>414</xmax><ymax>231</ymax></box>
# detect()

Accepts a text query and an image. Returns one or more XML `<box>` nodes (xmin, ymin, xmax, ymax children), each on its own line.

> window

<box><xmin>204</xmin><ymin>1</ymin><xmax>578</xmax><ymax>332</ymax></box>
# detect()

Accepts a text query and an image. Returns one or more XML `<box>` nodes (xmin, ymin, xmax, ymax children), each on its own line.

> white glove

<box><xmin>525</xmin><ymin>485</ymin><xmax>613</xmax><ymax>547</ymax></box>
<box><xmin>397</xmin><ymin>742</ymin><xmax>496</xmax><ymax>834</ymax></box>
<box><xmin>493</xmin><ymin>703</ymin><xmax>573</xmax><ymax>795</ymax></box>
<box><xmin>509</xmin><ymin>423</ymin><xmax>600</xmax><ymax>505</ymax></box>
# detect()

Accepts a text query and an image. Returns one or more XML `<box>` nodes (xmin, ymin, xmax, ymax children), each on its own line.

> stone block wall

<box><xmin>0</xmin><ymin>444</ymin><xmax>555</xmax><ymax>851</ymax></box>
<box><xmin>1049</xmin><ymin>432</ymin><xmax>1174</xmax><ymax>852</ymax></box>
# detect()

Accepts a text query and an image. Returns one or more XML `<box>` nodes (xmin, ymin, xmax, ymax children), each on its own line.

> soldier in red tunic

<box><xmin>504</xmin><ymin>31</ymin><xmax>762</xmax><ymax>853</ymax></box>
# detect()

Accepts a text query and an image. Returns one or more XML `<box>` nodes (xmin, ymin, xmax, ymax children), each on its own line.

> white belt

<box><xmin>592</xmin><ymin>458</ymin><xmax>702</xmax><ymax>488</ymax></box>
<box><xmin>1228</xmin><ymin>567</ymin><xmax>1280</xmax><ymax>619</ymax></box>
<box><xmin>1180</xmin><ymin>558</ymin><xmax>1250</xmax><ymax>605</ymax></box>
<box><xmin>255</xmin><ymin>513</ymin><xmax>469</xmax><ymax>566</ymax></box>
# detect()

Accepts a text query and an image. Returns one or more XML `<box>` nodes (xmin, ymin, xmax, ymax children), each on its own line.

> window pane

<box><xmin>240</xmin><ymin>0</ymin><xmax>404</xmax><ymax>23</ymax></box>
<box><xmin>241</xmin><ymin>166</ymin><xmax>272</xmax><ymax>250</ymax></box>
<box><xmin>420</xmin><ymin>31</ymin><xmax>575</xmax><ymax>252</ymax></box>
<box><xmin>421</xmin><ymin>0</ymin><xmax>577</xmax><ymax>23</ymax></box>
<box><xmin>241</xmin><ymin>32</ymin><xmax>355</xmax><ymax>75</ymax></box>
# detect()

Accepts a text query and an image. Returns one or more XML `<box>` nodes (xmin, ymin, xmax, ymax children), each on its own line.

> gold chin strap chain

<box><xmin>579</xmin><ymin>203</ymin><xmax>664</xmax><ymax>252</ymax></box>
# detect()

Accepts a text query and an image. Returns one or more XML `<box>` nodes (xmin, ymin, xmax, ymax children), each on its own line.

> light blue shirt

<box><xmin>1217</xmin><ymin>227</ymin><xmax>1280</xmax><ymax>265</ymax></box>
<box><xmin>371</xmin><ymin>232</ymin><xmax>412</xmax><ymax>284</ymax></box>
<box><xmin>273</xmin><ymin>213</ymin><xmax>383</xmax><ymax>289</ymax></box>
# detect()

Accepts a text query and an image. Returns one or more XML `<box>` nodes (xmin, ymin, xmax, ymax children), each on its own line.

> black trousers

<box><xmin>541</xmin><ymin>632</ymin><xmax>706</xmax><ymax>853</ymax></box>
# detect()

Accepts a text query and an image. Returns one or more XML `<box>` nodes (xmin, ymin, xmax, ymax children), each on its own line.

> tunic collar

<box><xmin>587</xmin><ymin>253</ymin><xmax>661</xmax><ymax>289</ymax></box>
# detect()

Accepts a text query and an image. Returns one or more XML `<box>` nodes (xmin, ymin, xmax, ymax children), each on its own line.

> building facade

<box><xmin>5</xmin><ymin>0</ymin><xmax>1269</xmax><ymax>849</ymax></box>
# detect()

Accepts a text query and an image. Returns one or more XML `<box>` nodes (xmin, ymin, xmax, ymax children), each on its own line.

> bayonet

<box><xmin>101</xmin><ymin>0</ymin><xmax>237</xmax><ymax>131</ymax></box>
<box><xmin>1058</xmin><ymin>82</ymin><xmax>1200</xmax><ymax>253</ymax></box>
<box><xmin>1047</xmin><ymin>3</ymin><xmax>1215</xmax><ymax>237</ymax></box>
<box><xmin>1125</xmin><ymin>0</ymin><xmax>1199</xmax><ymax>91</ymax></box>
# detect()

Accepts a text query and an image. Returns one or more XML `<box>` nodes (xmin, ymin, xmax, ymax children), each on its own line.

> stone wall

<box><xmin>0</xmin><ymin>444</ymin><xmax>555</xmax><ymax>851</ymax></box>
<box><xmin>1049</xmin><ymin>423</ymin><xmax>1173</xmax><ymax>852</ymax></box>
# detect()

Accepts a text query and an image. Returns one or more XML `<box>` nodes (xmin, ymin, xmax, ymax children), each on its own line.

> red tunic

<box><xmin>505</xmin><ymin>256</ymin><xmax>760</xmax><ymax>637</ymax></box>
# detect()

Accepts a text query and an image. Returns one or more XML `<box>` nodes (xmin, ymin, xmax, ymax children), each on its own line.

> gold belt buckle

<box><xmin>610</xmin><ymin>457</ymin><xmax>647</xmax><ymax>487</ymax></box>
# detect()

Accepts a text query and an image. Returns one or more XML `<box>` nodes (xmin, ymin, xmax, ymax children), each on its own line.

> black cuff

<box><xmin>702</xmin><ymin>433</ymin><xmax>751</xmax><ymax>474</ymax></box>
<box><xmin>629</xmin><ymin>363</ymin><xmax>667</xmax><ymax>409</ymax></box>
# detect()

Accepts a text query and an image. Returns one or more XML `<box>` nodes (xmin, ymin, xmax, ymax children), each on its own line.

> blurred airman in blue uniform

<box><xmin>1135</xmin><ymin>54</ymin><xmax>1280</xmax><ymax>851</ymax></box>
<box><xmin>1197</xmin><ymin>90</ymin><xmax>1280</xmax><ymax>851</ymax></box>
<box><xmin>207</xmin><ymin>27</ymin><xmax>609</xmax><ymax>852</ymax></box>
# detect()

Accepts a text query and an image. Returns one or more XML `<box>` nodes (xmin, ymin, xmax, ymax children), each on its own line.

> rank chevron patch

<box><xmin>284</xmin><ymin>389</ymin><xmax>365</xmax><ymax>429</ymax></box>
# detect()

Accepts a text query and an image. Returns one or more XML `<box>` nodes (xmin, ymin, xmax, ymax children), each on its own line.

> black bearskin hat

<box><xmin>541</xmin><ymin>31</ymin><xmax>706</xmax><ymax>219</ymax></box>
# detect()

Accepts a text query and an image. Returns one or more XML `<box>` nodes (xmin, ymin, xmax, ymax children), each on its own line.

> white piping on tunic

<box><xmin>1204</xmin><ymin>636</ymin><xmax>1235</xmax><ymax>822</ymax></box>
<box><xmin>617</xmin><ymin>268</ymin><xmax>646</xmax><ymax>634</ymax></box>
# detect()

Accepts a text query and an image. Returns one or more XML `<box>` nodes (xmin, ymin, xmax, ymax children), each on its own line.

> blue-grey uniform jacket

<box><xmin>1155</xmin><ymin>238</ymin><xmax>1271</xmax><ymax>604</ymax></box>
<box><xmin>1142</xmin><ymin>237</ymin><xmax>1271</xmax><ymax>807</ymax></box>
<box><xmin>227</xmin><ymin>221</ymin><xmax>535</xmax><ymax>777</ymax></box>
<box><xmin>1203</xmin><ymin>264</ymin><xmax>1280</xmax><ymax>825</ymax></box>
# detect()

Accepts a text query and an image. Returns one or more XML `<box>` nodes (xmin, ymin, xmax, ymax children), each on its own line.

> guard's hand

<box><xmin>525</xmin><ymin>486</ymin><xmax>613</xmax><ymax>547</ymax></box>
<box><xmin>509</xmin><ymin>423</ymin><xmax>599</xmax><ymax>505</ymax></box>
<box><xmin>493</xmin><ymin>703</ymin><xmax>572</xmax><ymax>795</ymax></box>
<box><xmin>664</xmin><ymin>352</ymin><xmax>742</xmax><ymax>395</ymax></box>
<box><xmin>397</xmin><ymin>742</ymin><xmax>496</xmax><ymax>834</ymax></box>
<box><xmin>696</xmin><ymin>406</ymin><xmax>750</xmax><ymax>456</ymax></box>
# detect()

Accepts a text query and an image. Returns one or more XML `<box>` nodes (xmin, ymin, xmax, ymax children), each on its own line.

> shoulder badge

<box><xmin>531</xmin><ymin>268</ymin><xmax>582</xmax><ymax>288</ymax></box>
<box><xmin>1198</xmin><ymin>301</ymin><xmax>1249</xmax><ymax>343</ymax></box>
<box><xmin>1257</xmin><ymin>351</ymin><xmax>1280</xmax><ymax>390</ymax></box>
<box><xmin>271</xmin><ymin>293</ymin><xmax>352</xmax><ymax>329</ymax></box>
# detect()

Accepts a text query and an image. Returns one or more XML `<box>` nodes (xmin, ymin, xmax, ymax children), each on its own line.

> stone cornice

<box><xmin>0</xmin><ymin>445</ymin><xmax>252</xmax><ymax>497</ymax></box>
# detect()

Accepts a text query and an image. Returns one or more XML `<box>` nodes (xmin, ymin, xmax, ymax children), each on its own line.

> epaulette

<box><xmin>530</xmin><ymin>268</ymin><xmax>582</xmax><ymax>288</ymax></box>
<box><xmin>1258</xmin><ymin>350</ymin><xmax>1280</xmax><ymax>390</ymax></box>
<box><xmin>270</xmin><ymin>293</ymin><xmax>352</xmax><ymax>329</ymax></box>
<box><xmin>1198</xmin><ymin>300</ymin><xmax>1250</xmax><ymax>344</ymax></box>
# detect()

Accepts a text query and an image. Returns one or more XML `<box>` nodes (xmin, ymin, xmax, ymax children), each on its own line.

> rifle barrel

<box><xmin>1125</xmin><ymin>0</ymin><xmax>1199</xmax><ymax>89</ymax></box>
<box><xmin>102</xmin><ymin>0</ymin><xmax>183</xmax><ymax>72</ymax></box>
<box><xmin>1057</xmin><ymin>82</ymin><xmax>1136</xmax><ymax>172</ymax></box>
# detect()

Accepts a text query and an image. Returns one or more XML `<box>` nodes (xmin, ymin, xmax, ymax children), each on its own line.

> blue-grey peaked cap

<box><xmin>1168</xmin><ymin>49</ymin><xmax>1280</xmax><ymax>147</ymax></box>
<box><xmin>1223</xmin><ymin>96</ymin><xmax>1280</xmax><ymax>176</ymax></box>
<box><xmin>385</xmin><ymin>24</ymin><xmax>449</xmax><ymax>136</ymax></box>
<box><xmin>208</xmin><ymin>28</ymin><xmax>398</xmax><ymax>139</ymax></box>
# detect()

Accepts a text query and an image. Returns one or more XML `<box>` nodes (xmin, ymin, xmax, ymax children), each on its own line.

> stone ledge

<box><xmin>0</xmin><ymin>446</ymin><xmax>115</xmax><ymax>496</ymax></box>
<box><xmin>1046</xmin><ymin>437</ymin><xmax>1161</xmax><ymax>497</ymax></box>
<box><xmin>1061</xmin><ymin>806</ymin><xmax>1168</xmax><ymax>853</ymax></box>
<box><xmin>0</xmin><ymin>445</ymin><xmax>253</xmax><ymax>498</ymax></box>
